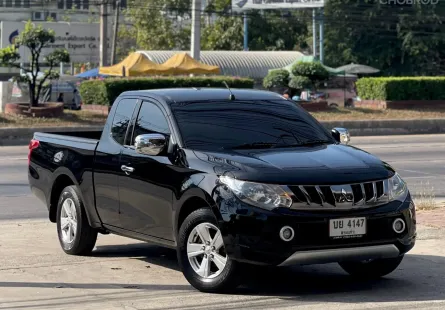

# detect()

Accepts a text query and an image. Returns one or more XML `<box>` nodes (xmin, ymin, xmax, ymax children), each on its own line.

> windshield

<box><xmin>170</xmin><ymin>99</ymin><xmax>335</xmax><ymax>151</ymax></box>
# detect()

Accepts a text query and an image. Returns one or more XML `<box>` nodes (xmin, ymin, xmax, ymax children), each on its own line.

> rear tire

<box><xmin>339</xmin><ymin>255</ymin><xmax>404</xmax><ymax>279</ymax></box>
<box><xmin>177</xmin><ymin>208</ymin><xmax>241</xmax><ymax>293</ymax></box>
<box><xmin>56</xmin><ymin>185</ymin><xmax>98</xmax><ymax>255</ymax></box>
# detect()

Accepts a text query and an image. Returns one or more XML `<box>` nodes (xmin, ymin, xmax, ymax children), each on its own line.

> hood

<box><xmin>186</xmin><ymin>144</ymin><xmax>394</xmax><ymax>185</ymax></box>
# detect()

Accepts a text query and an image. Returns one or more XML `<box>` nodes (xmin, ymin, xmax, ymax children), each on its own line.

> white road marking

<box><xmin>0</xmin><ymin>157</ymin><xmax>27</xmax><ymax>161</ymax></box>
<box><xmin>397</xmin><ymin>169</ymin><xmax>445</xmax><ymax>177</ymax></box>
<box><xmin>403</xmin><ymin>176</ymin><xmax>442</xmax><ymax>180</ymax></box>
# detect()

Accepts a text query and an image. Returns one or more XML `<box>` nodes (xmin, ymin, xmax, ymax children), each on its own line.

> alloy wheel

<box><xmin>187</xmin><ymin>222</ymin><xmax>227</xmax><ymax>279</ymax></box>
<box><xmin>60</xmin><ymin>198</ymin><xmax>77</xmax><ymax>244</ymax></box>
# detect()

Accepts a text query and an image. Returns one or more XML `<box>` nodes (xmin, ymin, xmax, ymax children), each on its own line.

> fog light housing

<box><xmin>393</xmin><ymin>218</ymin><xmax>406</xmax><ymax>234</ymax></box>
<box><xmin>279</xmin><ymin>226</ymin><xmax>295</xmax><ymax>242</ymax></box>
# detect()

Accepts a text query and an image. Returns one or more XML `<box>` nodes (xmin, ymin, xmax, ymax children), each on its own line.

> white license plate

<box><xmin>329</xmin><ymin>217</ymin><xmax>366</xmax><ymax>239</ymax></box>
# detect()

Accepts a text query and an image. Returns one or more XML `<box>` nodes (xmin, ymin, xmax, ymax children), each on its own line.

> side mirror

<box><xmin>332</xmin><ymin>128</ymin><xmax>350</xmax><ymax>145</ymax></box>
<box><xmin>134</xmin><ymin>133</ymin><xmax>166</xmax><ymax>156</ymax></box>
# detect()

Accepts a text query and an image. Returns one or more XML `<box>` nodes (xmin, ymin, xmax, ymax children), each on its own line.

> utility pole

<box><xmin>100</xmin><ymin>1</ymin><xmax>108</xmax><ymax>67</ymax></box>
<box><xmin>312</xmin><ymin>9</ymin><xmax>317</xmax><ymax>60</ymax></box>
<box><xmin>111</xmin><ymin>0</ymin><xmax>120</xmax><ymax>65</ymax></box>
<box><xmin>243</xmin><ymin>12</ymin><xmax>248</xmax><ymax>51</ymax></box>
<box><xmin>319</xmin><ymin>8</ymin><xmax>324</xmax><ymax>64</ymax></box>
<box><xmin>191</xmin><ymin>0</ymin><xmax>201</xmax><ymax>61</ymax></box>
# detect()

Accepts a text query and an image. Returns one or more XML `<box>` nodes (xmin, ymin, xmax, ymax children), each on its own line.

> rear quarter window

<box><xmin>111</xmin><ymin>98</ymin><xmax>138</xmax><ymax>145</ymax></box>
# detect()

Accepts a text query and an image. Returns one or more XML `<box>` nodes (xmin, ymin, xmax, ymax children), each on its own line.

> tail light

<box><xmin>28</xmin><ymin>139</ymin><xmax>40</xmax><ymax>165</ymax></box>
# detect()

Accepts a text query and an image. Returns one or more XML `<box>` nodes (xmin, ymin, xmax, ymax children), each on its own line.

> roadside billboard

<box><xmin>232</xmin><ymin>0</ymin><xmax>324</xmax><ymax>11</ymax></box>
<box><xmin>0</xmin><ymin>21</ymin><xmax>110</xmax><ymax>63</ymax></box>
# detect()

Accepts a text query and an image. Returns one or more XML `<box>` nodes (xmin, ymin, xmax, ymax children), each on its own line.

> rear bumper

<box><xmin>28</xmin><ymin>165</ymin><xmax>51</xmax><ymax>211</ymax></box>
<box><xmin>216</xmin><ymin>191</ymin><xmax>416</xmax><ymax>266</ymax></box>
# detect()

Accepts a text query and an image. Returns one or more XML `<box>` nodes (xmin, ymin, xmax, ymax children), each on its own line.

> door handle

<box><xmin>121</xmin><ymin>165</ymin><xmax>135</xmax><ymax>174</ymax></box>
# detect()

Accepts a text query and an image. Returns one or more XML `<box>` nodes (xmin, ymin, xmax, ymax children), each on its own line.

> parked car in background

<box><xmin>28</xmin><ymin>88</ymin><xmax>416</xmax><ymax>293</ymax></box>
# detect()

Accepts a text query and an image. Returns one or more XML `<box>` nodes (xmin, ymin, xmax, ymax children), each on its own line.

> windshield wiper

<box><xmin>229</xmin><ymin>142</ymin><xmax>278</xmax><ymax>150</ymax></box>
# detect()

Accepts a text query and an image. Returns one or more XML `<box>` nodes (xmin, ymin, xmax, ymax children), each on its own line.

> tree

<box><xmin>288</xmin><ymin>76</ymin><xmax>311</xmax><ymax>90</ymax></box>
<box><xmin>202</xmin><ymin>17</ymin><xmax>244</xmax><ymax>50</ymax></box>
<box><xmin>0</xmin><ymin>21</ymin><xmax>70</xmax><ymax>109</ymax></box>
<box><xmin>263</xmin><ymin>69</ymin><xmax>290</xmax><ymax>89</ymax></box>
<box><xmin>291</xmin><ymin>62</ymin><xmax>329</xmax><ymax>91</ymax></box>
<box><xmin>323</xmin><ymin>0</ymin><xmax>445</xmax><ymax>76</ymax></box>
<box><xmin>247</xmin><ymin>10</ymin><xmax>310</xmax><ymax>51</ymax></box>
<box><xmin>201</xmin><ymin>7</ymin><xmax>310</xmax><ymax>52</ymax></box>
<box><xmin>122</xmin><ymin>0</ymin><xmax>190</xmax><ymax>51</ymax></box>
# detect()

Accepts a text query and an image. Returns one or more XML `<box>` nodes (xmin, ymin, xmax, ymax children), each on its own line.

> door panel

<box><xmin>93</xmin><ymin>147</ymin><xmax>121</xmax><ymax>227</ymax></box>
<box><xmin>118</xmin><ymin>100</ymin><xmax>175</xmax><ymax>240</ymax></box>
<box><xmin>119</xmin><ymin>151</ymin><xmax>175</xmax><ymax>240</ymax></box>
<box><xmin>93</xmin><ymin>98</ymin><xmax>138</xmax><ymax>227</ymax></box>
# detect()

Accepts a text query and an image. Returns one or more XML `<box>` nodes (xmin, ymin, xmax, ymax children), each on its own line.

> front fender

<box><xmin>173</xmin><ymin>186</ymin><xmax>223</xmax><ymax>236</ymax></box>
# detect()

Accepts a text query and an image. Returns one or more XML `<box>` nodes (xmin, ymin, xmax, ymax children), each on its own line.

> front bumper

<box><xmin>278</xmin><ymin>244</ymin><xmax>400</xmax><ymax>266</ymax></box>
<box><xmin>216</xmin><ymin>192</ymin><xmax>416</xmax><ymax>266</ymax></box>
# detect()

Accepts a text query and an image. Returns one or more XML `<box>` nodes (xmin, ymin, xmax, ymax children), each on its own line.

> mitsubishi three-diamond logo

<box><xmin>339</xmin><ymin>188</ymin><xmax>353</xmax><ymax>203</ymax></box>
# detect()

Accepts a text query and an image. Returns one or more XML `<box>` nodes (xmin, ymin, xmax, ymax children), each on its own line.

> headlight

<box><xmin>389</xmin><ymin>173</ymin><xmax>408</xmax><ymax>202</ymax></box>
<box><xmin>219</xmin><ymin>176</ymin><xmax>292</xmax><ymax>210</ymax></box>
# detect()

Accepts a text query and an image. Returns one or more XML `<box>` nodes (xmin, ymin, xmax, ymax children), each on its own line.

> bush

<box><xmin>356</xmin><ymin>77</ymin><xmax>445</xmax><ymax>100</ymax></box>
<box><xmin>263</xmin><ymin>69</ymin><xmax>290</xmax><ymax>89</ymax></box>
<box><xmin>291</xmin><ymin>61</ymin><xmax>329</xmax><ymax>89</ymax></box>
<box><xmin>79</xmin><ymin>80</ymin><xmax>108</xmax><ymax>107</ymax></box>
<box><xmin>288</xmin><ymin>76</ymin><xmax>311</xmax><ymax>90</ymax></box>
<box><xmin>79</xmin><ymin>76</ymin><xmax>255</xmax><ymax>106</ymax></box>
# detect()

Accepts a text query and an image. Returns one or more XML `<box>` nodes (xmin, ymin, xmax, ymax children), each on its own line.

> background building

<box><xmin>0</xmin><ymin>0</ymin><xmax>125</xmax><ymax>23</ymax></box>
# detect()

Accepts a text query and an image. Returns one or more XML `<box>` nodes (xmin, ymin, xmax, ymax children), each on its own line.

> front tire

<box><xmin>339</xmin><ymin>255</ymin><xmax>404</xmax><ymax>279</ymax></box>
<box><xmin>177</xmin><ymin>208</ymin><xmax>241</xmax><ymax>293</ymax></box>
<box><xmin>56</xmin><ymin>185</ymin><xmax>98</xmax><ymax>255</ymax></box>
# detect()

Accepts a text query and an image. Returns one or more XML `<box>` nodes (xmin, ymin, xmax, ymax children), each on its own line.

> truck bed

<box><xmin>33</xmin><ymin>131</ymin><xmax>102</xmax><ymax>148</ymax></box>
<box><xmin>29</xmin><ymin>130</ymin><xmax>101</xmax><ymax>225</ymax></box>
<box><xmin>35</xmin><ymin>130</ymin><xmax>102</xmax><ymax>140</ymax></box>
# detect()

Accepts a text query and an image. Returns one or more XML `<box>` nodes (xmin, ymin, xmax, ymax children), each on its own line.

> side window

<box><xmin>111</xmin><ymin>98</ymin><xmax>138</xmax><ymax>145</ymax></box>
<box><xmin>132</xmin><ymin>101</ymin><xmax>170</xmax><ymax>144</ymax></box>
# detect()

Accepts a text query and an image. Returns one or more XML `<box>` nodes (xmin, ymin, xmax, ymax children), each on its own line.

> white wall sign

<box><xmin>232</xmin><ymin>0</ymin><xmax>324</xmax><ymax>11</ymax></box>
<box><xmin>1</xmin><ymin>21</ymin><xmax>111</xmax><ymax>63</ymax></box>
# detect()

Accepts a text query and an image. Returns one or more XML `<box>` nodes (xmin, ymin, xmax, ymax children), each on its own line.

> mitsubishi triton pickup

<box><xmin>28</xmin><ymin>88</ymin><xmax>416</xmax><ymax>292</ymax></box>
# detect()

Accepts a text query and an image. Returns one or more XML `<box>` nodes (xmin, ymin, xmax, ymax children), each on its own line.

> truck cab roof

<box><xmin>117</xmin><ymin>88</ymin><xmax>286</xmax><ymax>103</ymax></box>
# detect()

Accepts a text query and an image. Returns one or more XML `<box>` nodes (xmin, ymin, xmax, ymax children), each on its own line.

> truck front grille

<box><xmin>287</xmin><ymin>179</ymin><xmax>389</xmax><ymax>210</ymax></box>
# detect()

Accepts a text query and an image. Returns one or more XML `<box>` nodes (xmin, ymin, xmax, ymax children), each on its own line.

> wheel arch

<box><xmin>49</xmin><ymin>173</ymin><xmax>76</xmax><ymax>223</ymax></box>
<box><xmin>174</xmin><ymin>188</ymin><xmax>221</xmax><ymax>237</ymax></box>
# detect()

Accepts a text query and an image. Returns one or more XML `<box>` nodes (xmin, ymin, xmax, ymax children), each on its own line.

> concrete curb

<box><xmin>1</xmin><ymin>119</ymin><xmax>445</xmax><ymax>146</ymax></box>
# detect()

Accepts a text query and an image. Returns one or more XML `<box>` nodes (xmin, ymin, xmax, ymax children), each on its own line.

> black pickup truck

<box><xmin>29</xmin><ymin>88</ymin><xmax>416</xmax><ymax>292</ymax></box>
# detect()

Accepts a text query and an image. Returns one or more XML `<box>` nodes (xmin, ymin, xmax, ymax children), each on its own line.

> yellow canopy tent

<box><xmin>99</xmin><ymin>53</ymin><xmax>171</xmax><ymax>76</ymax></box>
<box><xmin>162</xmin><ymin>53</ymin><xmax>220</xmax><ymax>75</ymax></box>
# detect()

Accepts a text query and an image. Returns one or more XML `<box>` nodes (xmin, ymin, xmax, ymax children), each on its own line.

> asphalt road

<box><xmin>1</xmin><ymin>218</ymin><xmax>445</xmax><ymax>309</ymax></box>
<box><xmin>1</xmin><ymin>135</ymin><xmax>445</xmax><ymax>309</ymax></box>
<box><xmin>0</xmin><ymin>134</ymin><xmax>444</xmax><ymax>220</ymax></box>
